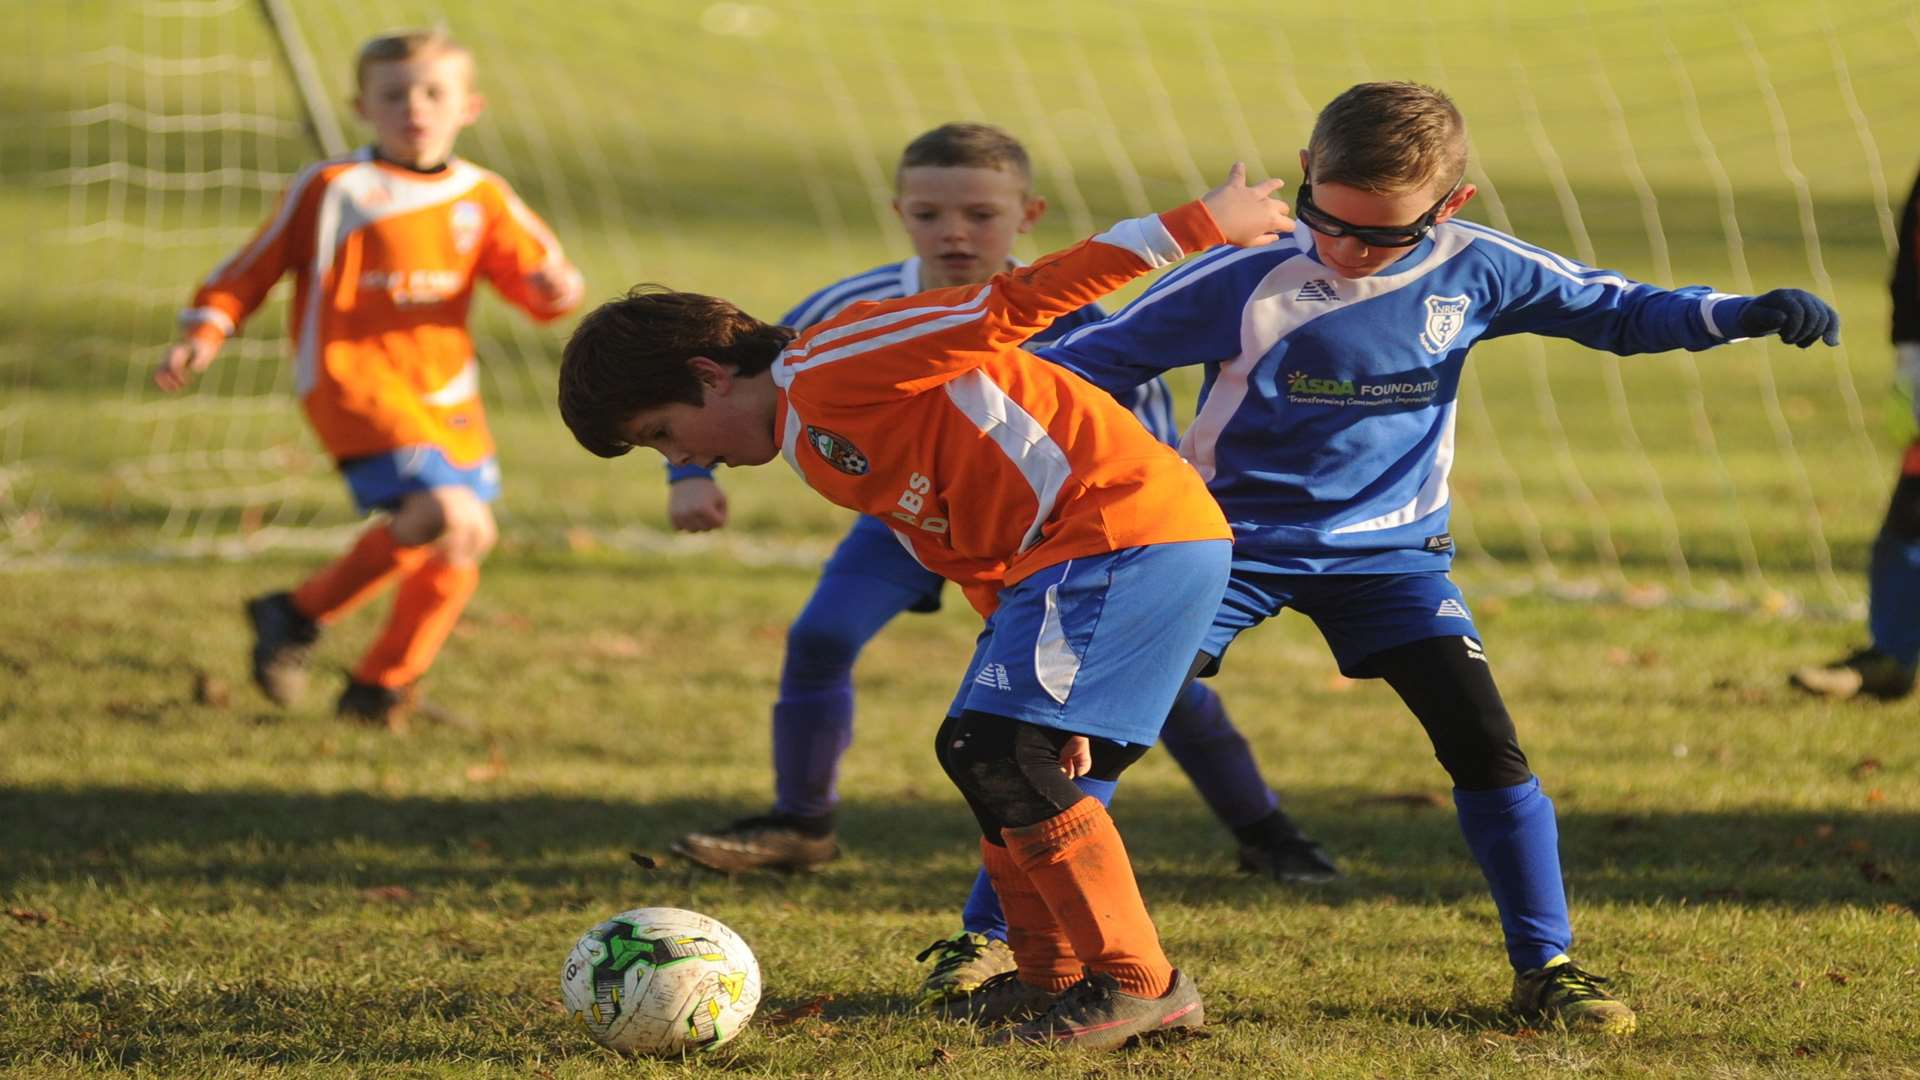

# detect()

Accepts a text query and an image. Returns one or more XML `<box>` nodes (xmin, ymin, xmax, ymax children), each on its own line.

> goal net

<box><xmin>8</xmin><ymin>0</ymin><xmax>1915</xmax><ymax>616</ymax></box>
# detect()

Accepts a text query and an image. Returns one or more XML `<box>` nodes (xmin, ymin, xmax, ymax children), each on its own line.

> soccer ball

<box><xmin>561</xmin><ymin>906</ymin><xmax>762</xmax><ymax>1055</ymax></box>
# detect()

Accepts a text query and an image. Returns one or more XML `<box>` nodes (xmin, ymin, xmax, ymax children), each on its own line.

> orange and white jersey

<box><xmin>179</xmin><ymin>147</ymin><xmax>578</xmax><ymax>466</ymax></box>
<box><xmin>771</xmin><ymin>201</ymin><xmax>1233</xmax><ymax>616</ymax></box>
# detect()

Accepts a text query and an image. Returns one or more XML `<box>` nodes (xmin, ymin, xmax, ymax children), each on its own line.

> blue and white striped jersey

<box><xmin>666</xmin><ymin>256</ymin><xmax>1178</xmax><ymax>483</ymax></box>
<box><xmin>1038</xmin><ymin>221</ymin><xmax>1756</xmax><ymax>575</ymax></box>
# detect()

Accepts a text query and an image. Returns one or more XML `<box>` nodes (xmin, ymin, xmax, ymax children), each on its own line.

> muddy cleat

<box><xmin>1512</xmin><ymin>955</ymin><xmax>1637</xmax><ymax>1035</ymax></box>
<box><xmin>936</xmin><ymin>969</ymin><xmax>1056</xmax><ymax>1024</ymax></box>
<box><xmin>915</xmin><ymin>932</ymin><xmax>1019</xmax><ymax>1012</ymax></box>
<box><xmin>336</xmin><ymin>678</ymin><xmax>415</xmax><ymax>733</ymax></box>
<box><xmin>996</xmin><ymin>969</ymin><xmax>1204</xmax><ymax>1050</ymax></box>
<box><xmin>1789</xmin><ymin>647</ymin><xmax>1916</xmax><ymax>701</ymax></box>
<box><xmin>245</xmin><ymin>592</ymin><xmax>320</xmax><ymax>706</ymax></box>
<box><xmin>1234</xmin><ymin>809</ymin><xmax>1341</xmax><ymax>884</ymax></box>
<box><xmin>671</xmin><ymin>813</ymin><xmax>839</xmax><ymax>873</ymax></box>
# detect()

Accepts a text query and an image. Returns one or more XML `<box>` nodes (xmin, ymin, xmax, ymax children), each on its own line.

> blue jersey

<box><xmin>666</xmin><ymin>256</ymin><xmax>1178</xmax><ymax>482</ymax></box>
<box><xmin>1037</xmin><ymin>221</ymin><xmax>1755</xmax><ymax>575</ymax></box>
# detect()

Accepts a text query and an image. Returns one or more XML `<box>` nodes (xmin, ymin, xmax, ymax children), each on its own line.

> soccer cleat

<box><xmin>935</xmin><ymin>969</ymin><xmax>1056</xmax><ymax>1024</ymax></box>
<box><xmin>1234</xmin><ymin>810</ymin><xmax>1341</xmax><ymax>884</ymax></box>
<box><xmin>1789</xmin><ymin>647</ymin><xmax>1916</xmax><ymax>701</ymax></box>
<box><xmin>1511</xmin><ymin>955</ymin><xmax>1637</xmax><ymax>1035</ymax></box>
<box><xmin>995</xmin><ymin>969</ymin><xmax>1204</xmax><ymax>1050</ymax></box>
<box><xmin>244</xmin><ymin>592</ymin><xmax>320</xmax><ymax>706</ymax></box>
<box><xmin>914</xmin><ymin>932</ymin><xmax>1019</xmax><ymax>1012</ymax></box>
<box><xmin>670</xmin><ymin>814</ymin><xmax>839</xmax><ymax>873</ymax></box>
<box><xmin>336</xmin><ymin>677</ymin><xmax>415</xmax><ymax>733</ymax></box>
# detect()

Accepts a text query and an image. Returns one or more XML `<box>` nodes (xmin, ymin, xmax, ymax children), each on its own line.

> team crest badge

<box><xmin>450</xmin><ymin>200</ymin><xmax>483</xmax><ymax>255</ymax></box>
<box><xmin>805</xmin><ymin>425</ymin><xmax>868</xmax><ymax>475</ymax></box>
<box><xmin>1419</xmin><ymin>294</ymin><xmax>1471</xmax><ymax>354</ymax></box>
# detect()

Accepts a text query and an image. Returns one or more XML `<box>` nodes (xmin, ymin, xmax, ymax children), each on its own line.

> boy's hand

<box><xmin>1200</xmin><ymin>162</ymin><xmax>1293</xmax><ymax>248</ymax></box>
<box><xmin>528</xmin><ymin>261</ymin><xmax>585</xmax><ymax>311</ymax></box>
<box><xmin>1058</xmin><ymin>735</ymin><xmax>1091</xmax><ymax>780</ymax></box>
<box><xmin>1737</xmin><ymin>289</ymin><xmax>1840</xmax><ymax>348</ymax></box>
<box><xmin>667</xmin><ymin>476</ymin><xmax>728</xmax><ymax>532</ymax></box>
<box><xmin>153</xmin><ymin>337</ymin><xmax>219</xmax><ymax>391</ymax></box>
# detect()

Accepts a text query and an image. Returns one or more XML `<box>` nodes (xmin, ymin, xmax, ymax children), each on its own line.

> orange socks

<box><xmin>980</xmin><ymin>839</ymin><xmax>1082</xmax><ymax>993</ymax></box>
<box><xmin>291</xmin><ymin>524</ymin><xmax>432</xmax><ymax>624</ymax></box>
<box><xmin>1000</xmin><ymin>796</ymin><xmax>1173</xmax><ymax>999</ymax></box>
<box><xmin>351</xmin><ymin>557</ymin><xmax>480</xmax><ymax>688</ymax></box>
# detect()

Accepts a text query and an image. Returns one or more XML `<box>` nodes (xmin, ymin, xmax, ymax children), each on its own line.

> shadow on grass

<box><xmin>1</xmin><ymin>786</ymin><xmax>1912</xmax><ymax>917</ymax></box>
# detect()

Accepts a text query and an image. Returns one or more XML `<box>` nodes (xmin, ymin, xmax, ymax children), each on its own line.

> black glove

<box><xmin>1735</xmin><ymin>288</ymin><xmax>1841</xmax><ymax>348</ymax></box>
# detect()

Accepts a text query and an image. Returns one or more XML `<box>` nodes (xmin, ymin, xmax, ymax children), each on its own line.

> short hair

<box><xmin>558</xmin><ymin>286</ymin><xmax>794</xmax><ymax>458</ymax></box>
<box><xmin>1307</xmin><ymin>82</ymin><xmax>1468</xmax><ymax>196</ymax></box>
<box><xmin>355</xmin><ymin>28</ymin><xmax>470</xmax><ymax>90</ymax></box>
<box><xmin>896</xmin><ymin>122</ymin><xmax>1033</xmax><ymax>188</ymax></box>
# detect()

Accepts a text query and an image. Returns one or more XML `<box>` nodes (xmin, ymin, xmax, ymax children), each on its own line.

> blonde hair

<box><xmin>896</xmin><ymin>122</ymin><xmax>1033</xmax><ymax>190</ymax></box>
<box><xmin>354</xmin><ymin>28</ymin><xmax>470</xmax><ymax>90</ymax></box>
<box><xmin>1307</xmin><ymin>81</ymin><xmax>1467</xmax><ymax>196</ymax></box>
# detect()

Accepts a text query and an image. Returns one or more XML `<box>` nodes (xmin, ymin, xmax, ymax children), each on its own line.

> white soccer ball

<box><xmin>561</xmin><ymin>906</ymin><xmax>762</xmax><ymax>1055</ymax></box>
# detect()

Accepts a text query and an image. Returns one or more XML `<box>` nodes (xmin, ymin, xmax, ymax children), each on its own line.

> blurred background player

<box><xmin>154</xmin><ymin>29</ymin><xmax>583</xmax><ymax>729</ymax></box>
<box><xmin>664</xmin><ymin>123</ymin><xmax>1334</xmax><ymax>1006</ymax></box>
<box><xmin>1790</xmin><ymin>163</ymin><xmax>1920</xmax><ymax>701</ymax></box>
<box><xmin>559</xmin><ymin>166</ymin><xmax>1296</xmax><ymax>1048</ymax></box>
<box><xmin>1040</xmin><ymin>81</ymin><xmax>1840</xmax><ymax>1035</ymax></box>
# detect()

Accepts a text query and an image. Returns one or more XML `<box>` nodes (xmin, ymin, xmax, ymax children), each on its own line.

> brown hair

<box><xmin>1307</xmin><ymin>82</ymin><xmax>1467</xmax><ymax>196</ymax></box>
<box><xmin>558</xmin><ymin>286</ymin><xmax>794</xmax><ymax>458</ymax></box>
<box><xmin>355</xmin><ymin>28</ymin><xmax>470</xmax><ymax>90</ymax></box>
<box><xmin>896</xmin><ymin>122</ymin><xmax>1033</xmax><ymax>188</ymax></box>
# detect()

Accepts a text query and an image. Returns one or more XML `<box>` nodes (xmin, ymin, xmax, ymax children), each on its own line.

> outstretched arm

<box><xmin>775</xmin><ymin>164</ymin><xmax>1291</xmax><ymax>400</ymax></box>
<box><xmin>154</xmin><ymin>165</ymin><xmax>322</xmax><ymax>390</ymax></box>
<box><xmin>1481</xmin><ymin>237</ymin><xmax>1838</xmax><ymax>354</ymax></box>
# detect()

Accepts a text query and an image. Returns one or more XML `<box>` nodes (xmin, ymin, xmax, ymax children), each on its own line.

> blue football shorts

<box><xmin>340</xmin><ymin>445</ymin><xmax>500</xmax><ymax>515</ymax></box>
<box><xmin>1203</xmin><ymin>569</ymin><xmax>1482</xmax><ymax>678</ymax></box>
<box><xmin>948</xmin><ymin>539</ymin><xmax>1231</xmax><ymax>746</ymax></box>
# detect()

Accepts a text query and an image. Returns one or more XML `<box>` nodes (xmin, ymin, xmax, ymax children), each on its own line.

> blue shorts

<box><xmin>948</xmin><ymin>540</ymin><xmax>1231</xmax><ymax>746</ymax></box>
<box><xmin>340</xmin><ymin>446</ymin><xmax>500</xmax><ymax>514</ymax></box>
<box><xmin>821</xmin><ymin>514</ymin><xmax>947</xmax><ymax>613</ymax></box>
<box><xmin>1204</xmin><ymin>570</ymin><xmax>1481</xmax><ymax>678</ymax></box>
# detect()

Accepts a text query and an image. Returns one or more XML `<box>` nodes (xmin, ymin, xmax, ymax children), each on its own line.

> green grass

<box><xmin>4</xmin><ymin>0</ymin><xmax>1920</xmax><ymax>1075</ymax></box>
<box><xmin>2</xmin><ymin>559</ymin><xmax>1917</xmax><ymax>1076</ymax></box>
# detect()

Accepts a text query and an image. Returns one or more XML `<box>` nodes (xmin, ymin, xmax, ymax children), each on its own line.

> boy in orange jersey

<box><xmin>559</xmin><ymin>166</ymin><xmax>1292</xmax><ymax>1050</ymax></box>
<box><xmin>154</xmin><ymin>30</ymin><xmax>583</xmax><ymax>728</ymax></box>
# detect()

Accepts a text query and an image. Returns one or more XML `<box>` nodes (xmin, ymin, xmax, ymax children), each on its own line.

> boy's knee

<box><xmin>392</xmin><ymin>487</ymin><xmax>492</xmax><ymax>560</ymax></box>
<box><xmin>1432</xmin><ymin>710</ymin><xmax>1532</xmax><ymax>791</ymax></box>
<box><xmin>785</xmin><ymin>609</ymin><xmax>866</xmax><ymax>673</ymax></box>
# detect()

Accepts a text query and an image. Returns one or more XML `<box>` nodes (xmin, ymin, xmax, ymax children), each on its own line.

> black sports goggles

<box><xmin>1295</xmin><ymin>181</ymin><xmax>1458</xmax><ymax>248</ymax></box>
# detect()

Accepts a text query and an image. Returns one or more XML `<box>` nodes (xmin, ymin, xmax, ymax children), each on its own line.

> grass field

<box><xmin>3</xmin><ymin>0</ymin><xmax>1919</xmax><ymax>1075</ymax></box>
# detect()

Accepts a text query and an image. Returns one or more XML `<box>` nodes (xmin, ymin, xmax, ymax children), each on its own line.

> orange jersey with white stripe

<box><xmin>180</xmin><ymin>148</ymin><xmax>578</xmax><ymax>466</ymax></box>
<box><xmin>771</xmin><ymin>201</ymin><xmax>1233</xmax><ymax>616</ymax></box>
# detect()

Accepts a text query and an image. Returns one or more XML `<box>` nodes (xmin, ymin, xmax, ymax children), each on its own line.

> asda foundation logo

<box><xmin>1285</xmin><ymin>370</ymin><xmax>1356</xmax><ymax>398</ymax></box>
<box><xmin>1285</xmin><ymin>369</ymin><xmax>1442</xmax><ymax>407</ymax></box>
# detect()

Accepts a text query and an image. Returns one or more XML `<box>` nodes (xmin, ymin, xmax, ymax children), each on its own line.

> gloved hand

<box><xmin>1735</xmin><ymin>288</ymin><xmax>1841</xmax><ymax>348</ymax></box>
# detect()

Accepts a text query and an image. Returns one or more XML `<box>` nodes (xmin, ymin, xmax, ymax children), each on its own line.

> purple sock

<box><xmin>1159</xmin><ymin>680</ymin><xmax>1278</xmax><ymax>829</ymax></box>
<box><xmin>770</xmin><ymin>573</ymin><xmax>927</xmax><ymax>820</ymax></box>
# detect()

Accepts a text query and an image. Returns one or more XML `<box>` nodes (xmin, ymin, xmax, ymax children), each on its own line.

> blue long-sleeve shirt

<box><xmin>1036</xmin><ymin>221</ymin><xmax>1756</xmax><ymax>575</ymax></box>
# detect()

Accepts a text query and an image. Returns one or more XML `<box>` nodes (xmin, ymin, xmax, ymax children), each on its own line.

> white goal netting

<box><xmin>8</xmin><ymin>0</ymin><xmax>1917</xmax><ymax>616</ymax></box>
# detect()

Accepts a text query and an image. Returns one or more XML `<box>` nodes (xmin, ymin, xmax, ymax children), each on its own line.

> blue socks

<box><xmin>962</xmin><ymin>776</ymin><xmax>1118</xmax><ymax>941</ymax></box>
<box><xmin>1159</xmin><ymin>680</ymin><xmax>1279</xmax><ymax>829</ymax></box>
<box><xmin>1868</xmin><ymin>530</ymin><xmax>1920</xmax><ymax>667</ymax></box>
<box><xmin>1453</xmin><ymin>777</ymin><xmax>1572</xmax><ymax>973</ymax></box>
<box><xmin>770</xmin><ymin>574</ymin><xmax>928</xmax><ymax>820</ymax></box>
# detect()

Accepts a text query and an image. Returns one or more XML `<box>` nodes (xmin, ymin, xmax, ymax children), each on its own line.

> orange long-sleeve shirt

<box><xmin>180</xmin><ymin>147</ymin><xmax>577</xmax><ymax>467</ymax></box>
<box><xmin>770</xmin><ymin>201</ymin><xmax>1233</xmax><ymax>616</ymax></box>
